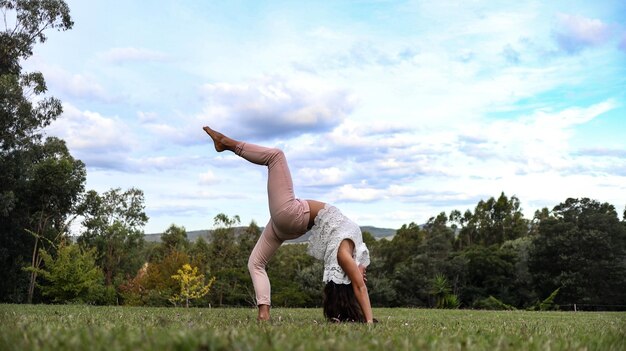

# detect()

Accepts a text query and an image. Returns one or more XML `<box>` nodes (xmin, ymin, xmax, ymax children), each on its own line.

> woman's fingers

<box><xmin>357</xmin><ymin>264</ymin><xmax>368</xmax><ymax>282</ymax></box>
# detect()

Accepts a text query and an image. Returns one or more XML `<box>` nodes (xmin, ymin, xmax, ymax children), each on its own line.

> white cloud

<box><xmin>129</xmin><ymin>155</ymin><xmax>202</xmax><ymax>172</ymax></box>
<box><xmin>169</xmin><ymin>190</ymin><xmax>251</xmax><ymax>201</ymax></box>
<box><xmin>43</xmin><ymin>67</ymin><xmax>114</xmax><ymax>102</ymax></box>
<box><xmin>44</xmin><ymin>103</ymin><xmax>144</xmax><ymax>171</ymax></box>
<box><xmin>131</xmin><ymin>75</ymin><xmax>358</xmax><ymax>148</ymax></box>
<box><xmin>288</xmin><ymin>100</ymin><xmax>620</xmax><ymax>209</ymax></box>
<box><xmin>331</xmin><ymin>184</ymin><xmax>384</xmax><ymax>203</ymax></box>
<box><xmin>444</xmin><ymin>100</ymin><xmax>617</xmax><ymax>180</ymax></box>
<box><xmin>199</xmin><ymin>75</ymin><xmax>357</xmax><ymax>139</ymax></box>
<box><xmin>198</xmin><ymin>170</ymin><xmax>220</xmax><ymax>185</ymax></box>
<box><xmin>137</xmin><ymin>111</ymin><xmax>158</xmax><ymax>123</ymax></box>
<box><xmin>554</xmin><ymin>14</ymin><xmax>612</xmax><ymax>53</ymax></box>
<box><xmin>143</xmin><ymin>122</ymin><xmax>189</xmax><ymax>145</ymax></box>
<box><xmin>326</xmin><ymin>120</ymin><xmax>416</xmax><ymax>150</ymax></box>
<box><xmin>147</xmin><ymin>204</ymin><xmax>211</xmax><ymax>218</ymax></box>
<box><xmin>101</xmin><ymin>47</ymin><xmax>170</xmax><ymax>64</ymax></box>
<box><xmin>295</xmin><ymin>166</ymin><xmax>352</xmax><ymax>187</ymax></box>
<box><xmin>501</xmin><ymin>44</ymin><xmax>521</xmax><ymax>64</ymax></box>
<box><xmin>576</xmin><ymin>148</ymin><xmax>626</xmax><ymax>159</ymax></box>
<box><xmin>48</xmin><ymin>103</ymin><xmax>134</xmax><ymax>152</ymax></box>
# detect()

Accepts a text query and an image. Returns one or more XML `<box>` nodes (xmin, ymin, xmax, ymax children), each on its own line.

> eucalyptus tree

<box><xmin>24</xmin><ymin>138</ymin><xmax>85</xmax><ymax>303</ymax></box>
<box><xmin>0</xmin><ymin>0</ymin><xmax>77</xmax><ymax>303</ymax></box>
<box><xmin>456</xmin><ymin>193</ymin><xmax>529</xmax><ymax>249</ymax></box>
<box><xmin>529</xmin><ymin>198</ymin><xmax>626</xmax><ymax>307</ymax></box>
<box><xmin>77</xmin><ymin>188</ymin><xmax>149</xmax><ymax>286</ymax></box>
<box><xmin>206</xmin><ymin>213</ymin><xmax>242</xmax><ymax>306</ymax></box>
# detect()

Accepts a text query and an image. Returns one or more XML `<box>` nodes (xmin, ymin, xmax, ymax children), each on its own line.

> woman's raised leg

<box><xmin>235</xmin><ymin>144</ymin><xmax>296</xmax><ymax>220</ymax></box>
<box><xmin>203</xmin><ymin>126</ymin><xmax>308</xmax><ymax>232</ymax></box>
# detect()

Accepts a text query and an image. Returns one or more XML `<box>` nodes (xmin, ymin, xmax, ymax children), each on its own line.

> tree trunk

<box><xmin>105</xmin><ymin>244</ymin><xmax>113</xmax><ymax>285</ymax></box>
<box><xmin>27</xmin><ymin>237</ymin><xmax>39</xmax><ymax>304</ymax></box>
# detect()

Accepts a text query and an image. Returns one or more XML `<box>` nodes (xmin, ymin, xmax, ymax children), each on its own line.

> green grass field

<box><xmin>1</xmin><ymin>304</ymin><xmax>624</xmax><ymax>351</ymax></box>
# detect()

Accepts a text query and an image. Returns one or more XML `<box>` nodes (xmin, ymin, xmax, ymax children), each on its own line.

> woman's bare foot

<box><xmin>203</xmin><ymin>126</ymin><xmax>232</xmax><ymax>152</ymax></box>
<box><xmin>257</xmin><ymin>304</ymin><xmax>271</xmax><ymax>321</ymax></box>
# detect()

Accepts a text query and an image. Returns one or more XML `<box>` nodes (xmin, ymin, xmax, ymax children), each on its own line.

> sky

<box><xmin>21</xmin><ymin>0</ymin><xmax>626</xmax><ymax>234</ymax></box>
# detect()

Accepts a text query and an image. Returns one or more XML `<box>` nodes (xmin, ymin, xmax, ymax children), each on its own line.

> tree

<box><xmin>421</xmin><ymin>213</ymin><xmax>467</xmax><ymax>302</ymax></box>
<box><xmin>206</xmin><ymin>213</ymin><xmax>241</xmax><ymax>306</ymax></box>
<box><xmin>26</xmin><ymin>242</ymin><xmax>105</xmax><ymax>304</ymax></box>
<box><xmin>369</xmin><ymin>213</ymin><xmax>463</xmax><ymax>307</ymax></box>
<box><xmin>268</xmin><ymin>243</ymin><xmax>319</xmax><ymax>307</ymax></box>
<box><xmin>142</xmin><ymin>250</ymin><xmax>189</xmax><ymax>306</ymax></box>
<box><xmin>461</xmin><ymin>245</ymin><xmax>517</xmax><ymax>306</ymax></box>
<box><xmin>237</xmin><ymin>220</ymin><xmax>261</xmax><ymax>258</ymax></box>
<box><xmin>293</xmin><ymin>259</ymin><xmax>324</xmax><ymax>306</ymax></box>
<box><xmin>77</xmin><ymin>188</ymin><xmax>148</xmax><ymax>286</ymax></box>
<box><xmin>422</xmin><ymin>213</ymin><xmax>455</xmax><ymax>262</ymax></box>
<box><xmin>528</xmin><ymin>198</ymin><xmax>626</xmax><ymax>307</ymax></box>
<box><xmin>368</xmin><ymin>222</ymin><xmax>429</xmax><ymax>307</ymax></box>
<box><xmin>377</xmin><ymin>222</ymin><xmax>423</xmax><ymax>273</ymax></box>
<box><xmin>0</xmin><ymin>0</ymin><xmax>72</xmax><ymax>151</ymax></box>
<box><xmin>456</xmin><ymin>193</ymin><xmax>529</xmax><ymax>249</ymax></box>
<box><xmin>152</xmin><ymin>224</ymin><xmax>190</xmax><ymax>260</ymax></box>
<box><xmin>0</xmin><ymin>0</ymin><xmax>73</xmax><ymax>75</ymax></box>
<box><xmin>24</xmin><ymin>138</ymin><xmax>85</xmax><ymax>303</ymax></box>
<box><xmin>118</xmin><ymin>263</ymin><xmax>149</xmax><ymax>306</ymax></box>
<box><xmin>500</xmin><ymin>236</ymin><xmax>536</xmax><ymax>307</ymax></box>
<box><xmin>529</xmin><ymin>207</ymin><xmax>550</xmax><ymax>236</ymax></box>
<box><xmin>188</xmin><ymin>237</ymin><xmax>210</xmax><ymax>273</ymax></box>
<box><xmin>120</xmin><ymin>249</ymin><xmax>191</xmax><ymax>307</ymax></box>
<box><xmin>170</xmin><ymin>263</ymin><xmax>215</xmax><ymax>308</ymax></box>
<box><xmin>0</xmin><ymin>0</ymin><xmax>76</xmax><ymax>303</ymax></box>
<box><xmin>390</xmin><ymin>256</ymin><xmax>430</xmax><ymax>306</ymax></box>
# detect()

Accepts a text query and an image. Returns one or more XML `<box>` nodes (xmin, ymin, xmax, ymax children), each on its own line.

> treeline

<box><xmin>7</xmin><ymin>187</ymin><xmax>626</xmax><ymax>310</ymax></box>
<box><xmin>368</xmin><ymin>195</ymin><xmax>626</xmax><ymax>310</ymax></box>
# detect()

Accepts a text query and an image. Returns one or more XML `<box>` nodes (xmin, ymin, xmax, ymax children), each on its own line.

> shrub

<box><xmin>473</xmin><ymin>296</ymin><xmax>516</xmax><ymax>310</ymax></box>
<box><xmin>527</xmin><ymin>288</ymin><xmax>561</xmax><ymax>311</ymax></box>
<box><xmin>26</xmin><ymin>243</ymin><xmax>105</xmax><ymax>304</ymax></box>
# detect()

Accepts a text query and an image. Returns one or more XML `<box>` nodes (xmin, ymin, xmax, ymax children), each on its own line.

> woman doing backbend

<box><xmin>203</xmin><ymin>126</ymin><xmax>374</xmax><ymax>323</ymax></box>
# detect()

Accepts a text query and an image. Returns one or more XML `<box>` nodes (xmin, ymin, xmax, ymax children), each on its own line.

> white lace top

<box><xmin>307</xmin><ymin>205</ymin><xmax>370</xmax><ymax>284</ymax></box>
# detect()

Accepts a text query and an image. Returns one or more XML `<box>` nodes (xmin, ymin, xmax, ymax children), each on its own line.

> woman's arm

<box><xmin>337</xmin><ymin>240</ymin><xmax>374</xmax><ymax>323</ymax></box>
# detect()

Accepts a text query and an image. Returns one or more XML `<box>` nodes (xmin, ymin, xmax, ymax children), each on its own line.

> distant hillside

<box><xmin>144</xmin><ymin>225</ymin><xmax>397</xmax><ymax>243</ymax></box>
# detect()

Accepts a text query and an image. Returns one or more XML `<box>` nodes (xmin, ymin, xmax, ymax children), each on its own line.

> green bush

<box><xmin>442</xmin><ymin>294</ymin><xmax>461</xmax><ymax>309</ymax></box>
<box><xmin>26</xmin><ymin>244</ymin><xmax>106</xmax><ymax>304</ymax></box>
<box><xmin>90</xmin><ymin>285</ymin><xmax>118</xmax><ymax>305</ymax></box>
<box><xmin>430</xmin><ymin>274</ymin><xmax>460</xmax><ymax>309</ymax></box>
<box><xmin>527</xmin><ymin>288</ymin><xmax>560</xmax><ymax>311</ymax></box>
<box><xmin>473</xmin><ymin>296</ymin><xmax>516</xmax><ymax>310</ymax></box>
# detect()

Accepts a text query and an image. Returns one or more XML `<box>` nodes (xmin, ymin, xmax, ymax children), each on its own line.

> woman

<box><xmin>203</xmin><ymin>126</ymin><xmax>374</xmax><ymax>323</ymax></box>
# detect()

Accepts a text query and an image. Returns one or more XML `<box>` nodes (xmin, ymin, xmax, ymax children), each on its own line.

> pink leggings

<box><xmin>236</xmin><ymin>142</ymin><xmax>310</xmax><ymax>306</ymax></box>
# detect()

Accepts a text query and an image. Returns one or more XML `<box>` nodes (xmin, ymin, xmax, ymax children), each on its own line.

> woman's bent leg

<box><xmin>248</xmin><ymin>219</ymin><xmax>283</xmax><ymax>319</ymax></box>
<box><xmin>235</xmin><ymin>142</ymin><xmax>310</xmax><ymax>235</ymax></box>
<box><xmin>235</xmin><ymin>143</ymin><xmax>295</xmax><ymax>217</ymax></box>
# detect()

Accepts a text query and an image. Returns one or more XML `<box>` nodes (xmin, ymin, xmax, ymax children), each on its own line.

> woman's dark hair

<box><xmin>323</xmin><ymin>281</ymin><xmax>365</xmax><ymax>323</ymax></box>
